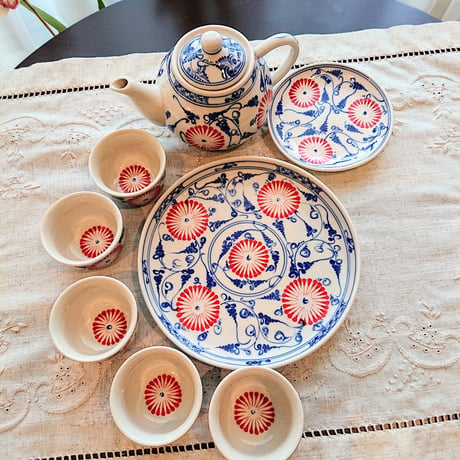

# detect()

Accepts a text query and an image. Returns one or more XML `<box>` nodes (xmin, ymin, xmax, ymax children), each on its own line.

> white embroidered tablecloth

<box><xmin>0</xmin><ymin>21</ymin><xmax>459</xmax><ymax>460</ymax></box>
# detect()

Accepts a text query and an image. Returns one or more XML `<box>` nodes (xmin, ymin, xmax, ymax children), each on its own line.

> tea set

<box><xmin>41</xmin><ymin>23</ymin><xmax>392</xmax><ymax>457</ymax></box>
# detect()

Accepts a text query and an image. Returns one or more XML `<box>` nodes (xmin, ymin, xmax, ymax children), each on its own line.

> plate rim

<box><xmin>268</xmin><ymin>62</ymin><xmax>393</xmax><ymax>172</ymax></box>
<box><xmin>137</xmin><ymin>155</ymin><xmax>361</xmax><ymax>369</ymax></box>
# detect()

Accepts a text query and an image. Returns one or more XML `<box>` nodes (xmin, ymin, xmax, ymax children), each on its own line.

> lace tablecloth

<box><xmin>1</xmin><ymin>21</ymin><xmax>459</xmax><ymax>460</ymax></box>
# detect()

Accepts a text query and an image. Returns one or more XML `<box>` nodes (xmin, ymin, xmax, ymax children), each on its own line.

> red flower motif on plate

<box><xmin>288</xmin><ymin>78</ymin><xmax>321</xmax><ymax>108</ymax></box>
<box><xmin>184</xmin><ymin>125</ymin><xmax>226</xmax><ymax>150</ymax></box>
<box><xmin>256</xmin><ymin>89</ymin><xmax>273</xmax><ymax>129</ymax></box>
<box><xmin>176</xmin><ymin>285</ymin><xmax>220</xmax><ymax>331</ymax></box>
<box><xmin>92</xmin><ymin>308</ymin><xmax>127</xmax><ymax>346</ymax></box>
<box><xmin>257</xmin><ymin>180</ymin><xmax>301</xmax><ymax>219</ymax></box>
<box><xmin>298</xmin><ymin>136</ymin><xmax>334</xmax><ymax>164</ymax></box>
<box><xmin>348</xmin><ymin>98</ymin><xmax>382</xmax><ymax>129</ymax></box>
<box><xmin>234</xmin><ymin>391</ymin><xmax>275</xmax><ymax>435</ymax></box>
<box><xmin>165</xmin><ymin>200</ymin><xmax>209</xmax><ymax>240</ymax></box>
<box><xmin>228</xmin><ymin>239</ymin><xmax>269</xmax><ymax>278</ymax></box>
<box><xmin>144</xmin><ymin>373</ymin><xmax>182</xmax><ymax>416</ymax></box>
<box><xmin>118</xmin><ymin>164</ymin><xmax>152</xmax><ymax>193</ymax></box>
<box><xmin>80</xmin><ymin>225</ymin><xmax>114</xmax><ymax>258</ymax></box>
<box><xmin>282</xmin><ymin>278</ymin><xmax>330</xmax><ymax>325</ymax></box>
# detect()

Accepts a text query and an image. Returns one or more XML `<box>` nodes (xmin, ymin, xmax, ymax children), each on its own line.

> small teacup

<box><xmin>40</xmin><ymin>191</ymin><xmax>124</xmax><ymax>270</ymax></box>
<box><xmin>89</xmin><ymin>129</ymin><xmax>166</xmax><ymax>207</ymax></box>
<box><xmin>49</xmin><ymin>276</ymin><xmax>138</xmax><ymax>362</ymax></box>
<box><xmin>209</xmin><ymin>367</ymin><xmax>304</xmax><ymax>459</ymax></box>
<box><xmin>110</xmin><ymin>346</ymin><xmax>202</xmax><ymax>446</ymax></box>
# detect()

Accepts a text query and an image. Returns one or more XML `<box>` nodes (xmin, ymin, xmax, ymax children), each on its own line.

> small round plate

<box><xmin>268</xmin><ymin>63</ymin><xmax>392</xmax><ymax>171</ymax></box>
<box><xmin>138</xmin><ymin>156</ymin><xmax>360</xmax><ymax>369</ymax></box>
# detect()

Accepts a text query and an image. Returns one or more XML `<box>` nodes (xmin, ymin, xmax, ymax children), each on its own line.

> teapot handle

<box><xmin>254</xmin><ymin>34</ymin><xmax>299</xmax><ymax>86</ymax></box>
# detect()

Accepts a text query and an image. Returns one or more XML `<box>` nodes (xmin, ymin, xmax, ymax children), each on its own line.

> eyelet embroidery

<box><xmin>328</xmin><ymin>302</ymin><xmax>459</xmax><ymax>391</ymax></box>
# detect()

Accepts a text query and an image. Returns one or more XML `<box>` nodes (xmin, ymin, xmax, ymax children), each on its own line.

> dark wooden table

<box><xmin>17</xmin><ymin>0</ymin><xmax>438</xmax><ymax>68</ymax></box>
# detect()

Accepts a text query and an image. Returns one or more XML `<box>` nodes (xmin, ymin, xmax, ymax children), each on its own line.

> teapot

<box><xmin>111</xmin><ymin>25</ymin><xmax>299</xmax><ymax>151</ymax></box>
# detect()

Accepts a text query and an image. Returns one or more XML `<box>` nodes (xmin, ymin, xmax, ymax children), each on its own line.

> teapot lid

<box><xmin>173</xmin><ymin>25</ymin><xmax>254</xmax><ymax>92</ymax></box>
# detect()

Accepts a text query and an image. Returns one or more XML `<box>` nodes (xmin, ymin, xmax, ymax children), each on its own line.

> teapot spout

<box><xmin>110</xmin><ymin>76</ymin><xmax>166</xmax><ymax>126</ymax></box>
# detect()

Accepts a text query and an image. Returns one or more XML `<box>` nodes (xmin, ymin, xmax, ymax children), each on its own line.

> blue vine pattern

<box><xmin>140</xmin><ymin>159</ymin><xmax>359</xmax><ymax>367</ymax></box>
<box><xmin>270</xmin><ymin>64</ymin><xmax>392</xmax><ymax>170</ymax></box>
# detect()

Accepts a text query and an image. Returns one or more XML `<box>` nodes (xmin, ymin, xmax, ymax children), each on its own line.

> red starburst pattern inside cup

<box><xmin>144</xmin><ymin>373</ymin><xmax>182</xmax><ymax>416</ymax></box>
<box><xmin>234</xmin><ymin>391</ymin><xmax>275</xmax><ymax>435</ymax></box>
<box><xmin>118</xmin><ymin>164</ymin><xmax>152</xmax><ymax>193</ymax></box>
<box><xmin>92</xmin><ymin>308</ymin><xmax>128</xmax><ymax>346</ymax></box>
<box><xmin>282</xmin><ymin>278</ymin><xmax>330</xmax><ymax>325</ymax></box>
<box><xmin>80</xmin><ymin>225</ymin><xmax>114</xmax><ymax>258</ymax></box>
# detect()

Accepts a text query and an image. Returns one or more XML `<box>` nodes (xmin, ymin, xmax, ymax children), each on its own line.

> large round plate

<box><xmin>268</xmin><ymin>63</ymin><xmax>392</xmax><ymax>171</ymax></box>
<box><xmin>139</xmin><ymin>157</ymin><xmax>360</xmax><ymax>369</ymax></box>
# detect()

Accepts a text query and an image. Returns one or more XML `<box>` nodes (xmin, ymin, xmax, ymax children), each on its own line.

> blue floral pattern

<box><xmin>269</xmin><ymin>64</ymin><xmax>392</xmax><ymax>171</ymax></box>
<box><xmin>139</xmin><ymin>158</ymin><xmax>360</xmax><ymax>368</ymax></box>
<box><xmin>179</xmin><ymin>35</ymin><xmax>246</xmax><ymax>88</ymax></box>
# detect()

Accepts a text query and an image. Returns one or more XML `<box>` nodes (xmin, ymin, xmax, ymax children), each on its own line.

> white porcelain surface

<box><xmin>268</xmin><ymin>63</ymin><xmax>392</xmax><ymax>171</ymax></box>
<box><xmin>209</xmin><ymin>367</ymin><xmax>304</xmax><ymax>459</ymax></box>
<box><xmin>89</xmin><ymin>129</ymin><xmax>166</xmax><ymax>207</ymax></box>
<box><xmin>49</xmin><ymin>276</ymin><xmax>137</xmax><ymax>362</ymax></box>
<box><xmin>138</xmin><ymin>156</ymin><xmax>360</xmax><ymax>369</ymax></box>
<box><xmin>40</xmin><ymin>191</ymin><xmax>124</xmax><ymax>269</ymax></box>
<box><xmin>110</xmin><ymin>346</ymin><xmax>202</xmax><ymax>446</ymax></box>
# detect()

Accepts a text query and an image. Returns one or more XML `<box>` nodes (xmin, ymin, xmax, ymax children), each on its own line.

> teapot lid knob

<box><xmin>201</xmin><ymin>30</ymin><xmax>222</xmax><ymax>55</ymax></box>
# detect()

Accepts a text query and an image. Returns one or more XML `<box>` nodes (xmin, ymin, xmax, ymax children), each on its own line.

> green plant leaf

<box><xmin>21</xmin><ymin>2</ymin><xmax>67</xmax><ymax>33</ymax></box>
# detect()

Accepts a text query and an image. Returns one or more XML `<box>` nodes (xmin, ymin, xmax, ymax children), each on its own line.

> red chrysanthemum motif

<box><xmin>288</xmin><ymin>78</ymin><xmax>321</xmax><ymax>108</ymax></box>
<box><xmin>257</xmin><ymin>180</ymin><xmax>301</xmax><ymax>219</ymax></box>
<box><xmin>256</xmin><ymin>89</ymin><xmax>273</xmax><ymax>129</ymax></box>
<box><xmin>184</xmin><ymin>125</ymin><xmax>226</xmax><ymax>151</ymax></box>
<box><xmin>298</xmin><ymin>136</ymin><xmax>334</xmax><ymax>164</ymax></box>
<box><xmin>92</xmin><ymin>308</ymin><xmax>128</xmax><ymax>346</ymax></box>
<box><xmin>348</xmin><ymin>98</ymin><xmax>382</xmax><ymax>129</ymax></box>
<box><xmin>165</xmin><ymin>200</ymin><xmax>209</xmax><ymax>241</ymax></box>
<box><xmin>118</xmin><ymin>164</ymin><xmax>152</xmax><ymax>193</ymax></box>
<box><xmin>228</xmin><ymin>239</ymin><xmax>269</xmax><ymax>278</ymax></box>
<box><xmin>144</xmin><ymin>373</ymin><xmax>182</xmax><ymax>416</ymax></box>
<box><xmin>234</xmin><ymin>391</ymin><xmax>275</xmax><ymax>435</ymax></box>
<box><xmin>282</xmin><ymin>278</ymin><xmax>330</xmax><ymax>325</ymax></box>
<box><xmin>176</xmin><ymin>285</ymin><xmax>220</xmax><ymax>331</ymax></box>
<box><xmin>80</xmin><ymin>225</ymin><xmax>114</xmax><ymax>258</ymax></box>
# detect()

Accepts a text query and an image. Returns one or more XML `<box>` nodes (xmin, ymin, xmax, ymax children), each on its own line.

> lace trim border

<box><xmin>31</xmin><ymin>412</ymin><xmax>459</xmax><ymax>459</ymax></box>
<box><xmin>2</xmin><ymin>47</ymin><xmax>459</xmax><ymax>101</ymax></box>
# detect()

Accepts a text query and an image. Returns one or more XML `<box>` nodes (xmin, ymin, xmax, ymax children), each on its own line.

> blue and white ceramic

<box><xmin>268</xmin><ymin>64</ymin><xmax>392</xmax><ymax>171</ymax></box>
<box><xmin>111</xmin><ymin>25</ymin><xmax>299</xmax><ymax>151</ymax></box>
<box><xmin>138</xmin><ymin>157</ymin><xmax>360</xmax><ymax>369</ymax></box>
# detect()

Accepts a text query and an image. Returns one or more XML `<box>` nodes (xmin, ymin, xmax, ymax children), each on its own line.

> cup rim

<box><xmin>110</xmin><ymin>345</ymin><xmax>203</xmax><ymax>446</ymax></box>
<box><xmin>49</xmin><ymin>276</ymin><xmax>138</xmax><ymax>362</ymax></box>
<box><xmin>40</xmin><ymin>191</ymin><xmax>124</xmax><ymax>268</ymax></box>
<box><xmin>88</xmin><ymin>129</ymin><xmax>166</xmax><ymax>199</ymax></box>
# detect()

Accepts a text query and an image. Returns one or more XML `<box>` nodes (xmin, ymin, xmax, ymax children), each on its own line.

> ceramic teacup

<box><xmin>110</xmin><ymin>346</ymin><xmax>202</xmax><ymax>446</ymax></box>
<box><xmin>89</xmin><ymin>129</ymin><xmax>166</xmax><ymax>207</ymax></box>
<box><xmin>40</xmin><ymin>191</ymin><xmax>124</xmax><ymax>269</ymax></box>
<box><xmin>209</xmin><ymin>366</ymin><xmax>304</xmax><ymax>459</ymax></box>
<box><xmin>49</xmin><ymin>276</ymin><xmax>138</xmax><ymax>362</ymax></box>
